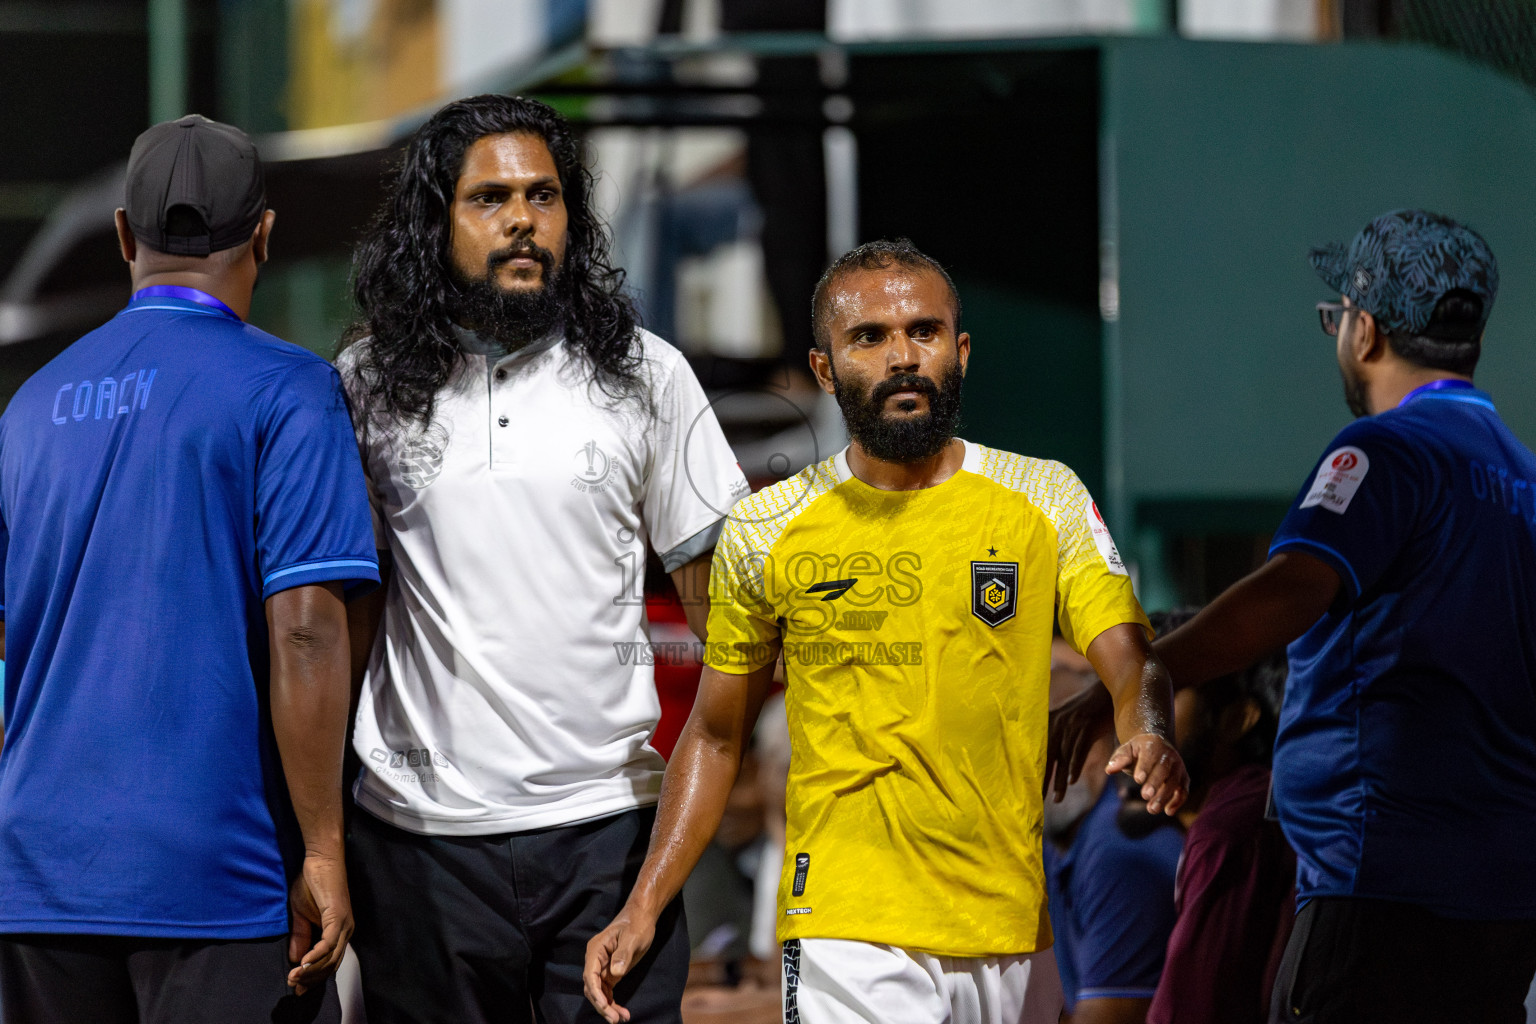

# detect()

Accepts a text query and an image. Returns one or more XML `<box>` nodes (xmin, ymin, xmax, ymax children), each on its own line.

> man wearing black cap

<box><xmin>0</xmin><ymin>115</ymin><xmax>378</xmax><ymax>1023</ymax></box>
<box><xmin>1053</xmin><ymin>209</ymin><xmax>1536</xmax><ymax>1022</ymax></box>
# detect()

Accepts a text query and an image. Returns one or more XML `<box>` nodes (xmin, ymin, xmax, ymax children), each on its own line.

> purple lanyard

<box><xmin>131</xmin><ymin>285</ymin><xmax>240</xmax><ymax>320</ymax></box>
<box><xmin>1398</xmin><ymin>378</ymin><xmax>1475</xmax><ymax>408</ymax></box>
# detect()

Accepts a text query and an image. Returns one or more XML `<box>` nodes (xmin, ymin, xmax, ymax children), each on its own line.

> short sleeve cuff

<box><xmin>1268</xmin><ymin>537</ymin><xmax>1361</xmax><ymax>599</ymax></box>
<box><xmin>702</xmin><ymin>640</ymin><xmax>777</xmax><ymax>675</ymax></box>
<box><xmin>1078</xmin><ymin>987</ymin><xmax>1158</xmax><ymax>1000</ymax></box>
<box><xmin>261</xmin><ymin>556</ymin><xmax>381</xmax><ymax>601</ymax></box>
<box><xmin>661</xmin><ymin>518</ymin><xmax>725</xmax><ymax>573</ymax></box>
<box><xmin>1067</xmin><ymin>608</ymin><xmax>1154</xmax><ymax>656</ymax></box>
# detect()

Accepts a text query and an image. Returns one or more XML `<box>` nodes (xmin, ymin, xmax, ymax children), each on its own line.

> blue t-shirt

<box><xmin>0</xmin><ymin>289</ymin><xmax>378</xmax><ymax>938</ymax></box>
<box><xmin>1047</xmin><ymin>783</ymin><xmax>1184</xmax><ymax>1010</ymax></box>
<box><xmin>1269</xmin><ymin>381</ymin><xmax>1536</xmax><ymax>920</ymax></box>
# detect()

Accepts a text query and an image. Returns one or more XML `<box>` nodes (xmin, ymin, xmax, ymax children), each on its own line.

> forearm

<box><xmin>1086</xmin><ymin>623</ymin><xmax>1188</xmax><ymax>814</ymax></box>
<box><xmin>269</xmin><ymin>583</ymin><xmax>350</xmax><ymax>859</ymax></box>
<box><xmin>626</xmin><ymin>663</ymin><xmax>774</xmax><ymax>917</ymax></box>
<box><xmin>627</xmin><ymin>716</ymin><xmax>748</xmax><ymax>916</ymax></box>
<box><xmin>1114</xmin><ymin>656</ymin><xmax>1174</xmax><ymax>744</ymax></box>
<box><xmin>1090</xmin><ymin>624</ymin><xmax>1174</xmax><ymax>743</ymax></box>
<box><xmin>345</xmin><ymin>562</ymin><xmax>389</xmax><ymax>716</ymax></box>
<box><xmin>1154</xmin><ymin>551</ymin><xmax>1339</xmax><ymax>690</ymax></box>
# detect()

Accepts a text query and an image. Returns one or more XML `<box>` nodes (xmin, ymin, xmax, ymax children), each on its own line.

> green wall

<box><xmin>248</xmin><ymin>255</ymin><xmax>354</xmax><ymax>359</ymax></box>
<box><xmin>1101</xmin><ymin>37</ymin><xmax>1536</xmax><ymax>538</ymax></box>
<box><xmin>955</xmin><ymin>279</ymin><xmax>1104</xmax><ymax>496</ymax></box>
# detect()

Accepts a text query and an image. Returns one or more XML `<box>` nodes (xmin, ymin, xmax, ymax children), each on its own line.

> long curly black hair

<box><xmin>347</xmin><ymin>94</ymin><xmax>643</xmax><ymax>426</ymax></box>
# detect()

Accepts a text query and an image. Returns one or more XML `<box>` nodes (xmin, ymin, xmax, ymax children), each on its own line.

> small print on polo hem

<box><xmin>792</xmin><ymin>852</ymin><xmax>810</xmax><ymax>896</ymax></box>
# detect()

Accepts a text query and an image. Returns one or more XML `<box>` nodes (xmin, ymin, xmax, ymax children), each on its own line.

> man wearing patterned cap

<box><xmin>1096</xmin><ymin>209</ymin><xmax>1536</xmax><ymax>1023</ymax></box>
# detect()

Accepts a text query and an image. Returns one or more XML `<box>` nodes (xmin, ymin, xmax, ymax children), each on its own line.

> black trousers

<box><xmin>0</xmin><ymin>933</ymin><xmax>339</xmax><ymax>1024</ymax></box>
<box><xmin>1269</xmin><ymin>896</ymin><xmax>1536</xmax><ymax>1024</ymax></box>
<box><xmin>348</xmin><ymin>805</ymin><xmax>689</xmax><ymax>1024</ymax></box>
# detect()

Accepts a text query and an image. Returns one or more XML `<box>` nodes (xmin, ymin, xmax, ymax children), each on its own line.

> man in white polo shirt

<box><xmin>336</xmin><ymin>95</ymin><xmax>748</xmax><ymax>1024</ymax></box>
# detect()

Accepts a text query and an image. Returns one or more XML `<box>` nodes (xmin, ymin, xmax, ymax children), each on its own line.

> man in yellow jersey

<box><xmin>583</xmin><ymin>239</ymin><xmax>1189</xmax><ymax>1024</ymax></box>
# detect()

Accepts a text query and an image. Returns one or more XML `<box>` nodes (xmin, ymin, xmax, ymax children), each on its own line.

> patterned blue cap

<box><xmin>1309</xmin><ymin>209</ymin><xmax>1497</xmax><ymax>336</ymax></box>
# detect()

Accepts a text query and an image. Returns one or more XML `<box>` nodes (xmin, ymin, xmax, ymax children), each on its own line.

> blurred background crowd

<box><xmin>5</xmin><ymin>0</ymin><xmax>1536</xmax><ymax>1020</ymax></box>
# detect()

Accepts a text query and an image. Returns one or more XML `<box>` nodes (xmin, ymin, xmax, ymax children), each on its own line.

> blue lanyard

<box><xmin>131</xmin><ymin>285</ymin><xmax>241</xmax><ymax>320</ymax></box>
<box><xmin>1398</xmin><ymin>378</ymin><xmax>1476</xmax><ymax>408</ymax></box>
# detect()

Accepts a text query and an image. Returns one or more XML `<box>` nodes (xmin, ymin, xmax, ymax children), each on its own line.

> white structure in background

<box><xmin>830</xmin><ymin>0</ymin><xmax>1145</xmax><ymax>39</ymax></box>
<box><xmin>830</xmin><ymin>0</ymin><xmax>1321</xmax><ymax>40</ymax></box>
<box><xmin>587</xmin><ymin>0</ymin><xmax>665</xmax><ymax>47</ymax></box>
<box><xmin>1180</xmin><ymin>0</ymin><xmax>1319</xmax><ymax>40</ymax></box>
<box><xmin>675</xmin><ymin>240</ymin><xmax>778</xmax><ymax>358</ymax></box>
<box><xmin>441</xmin><ymin>0</ymin><xmax>550</xmax><ymax>89</ymax></box>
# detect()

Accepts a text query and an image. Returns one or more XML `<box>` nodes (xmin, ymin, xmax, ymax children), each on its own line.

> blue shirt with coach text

<box><xmin>0</xmin><ymin>290</ymin><xmax>378</xmax><ymax>938</ymax></box>
<box><xmin>1269</xmin><ymin>381</ymin><xmax>1536</xmax><ymax>919</ymax></box>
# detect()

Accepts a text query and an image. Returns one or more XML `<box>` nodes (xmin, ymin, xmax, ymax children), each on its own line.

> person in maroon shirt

<box><xmin>1148</xmin><ymin>624</ymin><xmax>1295</xmax><ymax>1024</ymax></box>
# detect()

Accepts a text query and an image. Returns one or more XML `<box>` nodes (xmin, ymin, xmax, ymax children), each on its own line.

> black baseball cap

<box><xmin>124</xmin><ymin>114</ymin><xmax>266</xmax><ymax>257</ymax></box>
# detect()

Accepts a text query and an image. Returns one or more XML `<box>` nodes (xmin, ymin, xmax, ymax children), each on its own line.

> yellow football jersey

<box><xmin>704</xmin><ymin>440</ymin><xmax>1149</xmax><ymax>957</ymax></box>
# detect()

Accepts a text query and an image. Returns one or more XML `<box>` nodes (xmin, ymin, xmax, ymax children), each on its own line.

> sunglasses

<box><xmin>1316</xmin><ymin>301</ymin><xmax>1355</xmax><ymax>337</ymax></box>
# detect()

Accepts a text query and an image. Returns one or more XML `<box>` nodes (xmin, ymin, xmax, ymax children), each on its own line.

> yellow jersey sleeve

<box><xmin>704</xmin><ymin>514</ymin><xmax>780</xmax><ymax>674</ymax></box>
<box><xmin>1050</xmin><ymin>464</ymin><xmax>1151</xmax><ymax>654</ymax></box>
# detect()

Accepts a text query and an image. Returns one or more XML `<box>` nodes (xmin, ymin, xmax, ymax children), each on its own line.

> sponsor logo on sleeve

<box><xmin>1087</xmin><ymin>503</ymin><xmax>1129</xmax><ymax>575</ymax></box>
<box><xmin>1300</xmin><ymin>446</ymin><xmax>1370</xmax><ymax>514</ymax></box>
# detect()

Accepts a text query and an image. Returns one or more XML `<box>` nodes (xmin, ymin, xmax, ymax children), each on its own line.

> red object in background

<box><xmin>647</xmin><ymin>592</ymin><xmax>704</xmax><ymax>760</ymax></box>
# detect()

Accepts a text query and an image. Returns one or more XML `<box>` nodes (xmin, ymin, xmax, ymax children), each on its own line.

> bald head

<box><xmin>812</xmin><ymin>238</ymin><xmax>961</xmax><ymax>351</ymax></box>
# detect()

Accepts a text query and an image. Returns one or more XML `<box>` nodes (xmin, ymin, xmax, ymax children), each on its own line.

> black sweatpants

<box><xmin>0</xmin><ymin>933</ymin><xmax>339</xmax><ymax>1024</ymax></box>
<box><xmin>1269</xmin><ymin>896</ymin><xmax>1536</xmax><ymax>1024</ymax></box>
<box><xmin>348</xmin><ymin>805</ymin><xmax>689</xmax><ymax>1024</ymax></box>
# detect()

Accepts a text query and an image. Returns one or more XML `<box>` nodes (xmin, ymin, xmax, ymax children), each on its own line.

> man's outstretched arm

<box><xmin>1084</xmin><ymin>623</ymin><xmax>1189</xmax><ymax>816</ymax></box>
<box><xmin>1049</xmin><ymin>552</ymin><xmax>1340</xmax><ymax>798</ymax></box>
<box><xmin>268</xmin><ymin>581</ymin><xmax>354</xmax><ymax>995</ymax></box>
<box><xmin>1154</xmin><ymin>550</ymin><xmax>1339</xmax><ymax>688</ymax></box>
<box><xmin>584</xmin><ymin>657</ymin><xmax>778</xmax><ymax>1023</ymax></box>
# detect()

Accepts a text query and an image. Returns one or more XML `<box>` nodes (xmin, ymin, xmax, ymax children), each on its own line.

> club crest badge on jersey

<box><xmin>971</xmin><ymin>561</ymin><xmax>1019</xmax><ymax>627</ymax></box>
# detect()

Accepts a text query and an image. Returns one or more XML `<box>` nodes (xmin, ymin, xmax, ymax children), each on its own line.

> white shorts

<box><xmin>781</xmin><ymin>938</ymin><xmax>1065</xmax><ymax>1024</ymax></box>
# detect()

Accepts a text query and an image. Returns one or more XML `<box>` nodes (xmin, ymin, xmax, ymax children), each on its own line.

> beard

<box><xmin>831</xmin><ymin>358</ymin><xmax>965</xmax><ymax>463</ymax></box>
<box><xmin>449</xmin><ymin>241</ymin><xmax>567</xmax><ymax>349</ymax></box>
<box><xmin>1340</xmin><ymin>362</ymin><xmax>1371</xmax><ymax>418</ymax></box>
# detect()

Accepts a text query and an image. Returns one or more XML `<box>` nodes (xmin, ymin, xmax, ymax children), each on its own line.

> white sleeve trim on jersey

<box><xmin>661</xmin><ymin>516</ymin><xmax>726</xmax><ymax>572</ymax></box>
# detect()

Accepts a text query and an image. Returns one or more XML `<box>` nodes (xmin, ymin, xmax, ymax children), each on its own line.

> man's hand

<box><xmin>1045</xmin><ymin>681</ymin><xmax>1114</xmax><ymax>801</ymax></box>
<box><xmin>584</xmin><ymin>905</ymin><xmax>659</xmax><ymax>1023</ymax></box>
<box><xmin>579</xmin><ymin>661</ymin><xmax>775</xmax><ymax>1021</ymax></box>
<box><xmin>1106</xmin><ymin>732</ymin><xmax>1188</xmax><ymax>816</ymax></box>
<box><xmin>1084</xmin><ymin>623</ymin><xmax>1189</xmax><ymax>817</ymax></box>
<box><xmin>286</xmin><ymin>852</ymin><xmax>353</xmax><ymax>994</ymax></box>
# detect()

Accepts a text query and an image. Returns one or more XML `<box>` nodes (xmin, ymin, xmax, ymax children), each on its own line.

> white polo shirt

<box><xmin>337</xmin><ymin>329</ymin><xmax>748</xmax><ymax>835</ymax></box>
